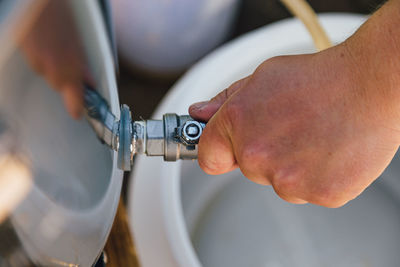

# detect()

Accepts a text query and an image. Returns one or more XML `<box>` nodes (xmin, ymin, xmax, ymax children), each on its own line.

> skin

<box><xmin>189</xmin><ymin>0</ymin><xmax>400</xmax><ymax>207</ymax></box>
<box><xmin>20</xmin><ymin>1</ymin><xmax>87</xmax><ymax>119</ymax></box>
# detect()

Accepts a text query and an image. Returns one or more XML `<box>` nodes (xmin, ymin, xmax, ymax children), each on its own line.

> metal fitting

<box><xmin>179</xmin><ymin>120</ymin><xmax>204</xmax><ymax>145</ymax></box>
<box><xmin>132</xmin><ymin>114</ymin><xmax>205</xmax><ymax>162</ymax></box>
<box><xmin>84</xmin><ymin>86</ymin><xmax>206</xmax><ymax>171</ymax></box>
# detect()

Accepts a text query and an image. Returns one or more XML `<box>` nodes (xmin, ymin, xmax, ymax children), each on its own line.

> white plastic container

<box><xmin>111</xmin><ymin>0</ymin><xmax>240</xmax><ymax>74</ymax></box>
<box><xmin>129</xmin><ymin>14</ymin><xmax>400</xmax><ymax>267</ymax></box>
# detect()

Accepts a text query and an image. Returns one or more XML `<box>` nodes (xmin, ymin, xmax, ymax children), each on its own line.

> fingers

<box><xmin>189</xmin><ymin>76</ymin><xmax>250</xmax><ymax>121</ymax></box>
<box><xmin>59</xmin><ymin>68</ymin><xmax>91</xmax><ymax>119</ymax></box>
<box><xmin>194</xmin><ymin>77</ymin><xmax>251</xmax><ymax>175</ymax></box>
<box><xmin>198</xmin><ymin>110</ymin><xmax>307</xmax><ymax>206</ymax></box>
<box><xmin>197</xmin><ymin>111</ymin><xmax>238</xmax><ymax>175</ymax></box>
<box><xmin>271</xmin><ymin>185</ymin><xmax>308</xmax><ymax>204</ymax></box>
<box><xmin>274</xmin><ymin>192</ymin><xmax>308</xmax><ymax>205</ymax></box>
<box><xmin>62</xmin><ymin>84</ymin><xmax>84</xmax><ymax>119</ymax></box>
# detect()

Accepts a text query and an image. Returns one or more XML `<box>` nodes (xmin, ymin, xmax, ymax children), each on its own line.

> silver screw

<box><xmin>186</xmin><ymin>124</ymin><xmax>200</xmax><ymax>137</ymax></box>
<box><xmin>181</xmin><ymin>121</ymin><xmax>203</xmax><ymax>144</ymax></box>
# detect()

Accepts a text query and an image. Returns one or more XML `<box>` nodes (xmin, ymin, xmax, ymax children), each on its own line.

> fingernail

<box><xmin>190</xmin><ymin>101</ymin><xmax>209</xmax><ymax>112</ymax></box>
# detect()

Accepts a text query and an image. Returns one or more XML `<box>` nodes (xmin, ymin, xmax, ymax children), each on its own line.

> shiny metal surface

<box><xmin>0</xmin><ymin>0</ymin><xmax>123</xmax><ymax>266</ymax></box>
<box><xmin>84</xmin><ymin>86</ymin><xmax>119</xmax><ymax>150</ymax></box>
<box><xmin>118</xmin><ymin>105</ymin><xmax>133</xmax><ymax>171</ymax></box>
<box><xmin>84</xmin><ymin>88</ymin><xmax>205</xmax><ymax>170</ymax></box>
<box><xmin>144</xmin><ymin>120</ymin><xmax>164</xmax><ymax>156</ymax></box>
<box><xmin>135</xmin><ymin>115</ymin><xmax>203</xmax><ymax>161</ymax></box>
<box><xmin>179</xmin><ymin>120</ymin><xmax>205</xmax><ymax>145</ymax></box>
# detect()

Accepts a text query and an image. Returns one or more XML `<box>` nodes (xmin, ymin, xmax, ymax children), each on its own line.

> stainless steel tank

<box><xmin>0</xmin><ymin>1</ymin><xmax>123</xmax><ymax>266</ymax></box>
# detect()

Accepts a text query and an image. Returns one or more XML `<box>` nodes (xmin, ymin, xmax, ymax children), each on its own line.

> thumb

<box><xmin>189</xmin><ymin>76</ymin><xmax>250</xmax><ymax>121</ymax></box>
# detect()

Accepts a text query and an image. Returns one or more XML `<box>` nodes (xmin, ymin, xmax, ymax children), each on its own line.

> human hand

<box><xmin>189</xmin><ymin>40</ymin><xmax>400</xmax><ymax>207</ymax></box>
<box><xmin>20</xmin><ymin>1</ymin><xmax>87</xmax><ymax>119</ymax></box>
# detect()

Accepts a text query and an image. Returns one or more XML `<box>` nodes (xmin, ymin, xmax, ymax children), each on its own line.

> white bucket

<box><xmin>129</xmin><ymin>14</ymin><xmax>400</xmax><ymax>267</ymax></box>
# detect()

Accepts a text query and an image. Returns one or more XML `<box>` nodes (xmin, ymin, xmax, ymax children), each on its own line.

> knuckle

<box><xmin>275</xmin><ymin>192</ymin><xmax>302</xmax><ymax>205</ymax></box>
<box><xmin>272</xmin><ymin>183</ymin><xmax>306</xmax><ymax>204</ymax></box>
<box><xmin>239</xmin><ymin>167</ymin><xmax>272</xmax><ymax>186</ymax></box>
<box><xmin>198</xmin><ymin>159</ymin><xmax>219</xmax><ymax>175</ymax></box>
<box><xmin>306</xmin><ymin>186</ymin><xmax>348</xmax><ymax>208</ymax></box>
<box><xmin>272</xmin><ymin>168</ymin><xmax>355</xmax><ymax>208</ymax></box>
<box><xmin>198</xmin><ymin>157</ymin><xmax>232</xmax><ymax>176</ymax></box>
<box><xmin>197</xmin><ymin>130</ymin><xmax>236</xmax><ymax>176</ymax></box>
<box><xmin>210</xmin><ymin>89</ymin><xmax>228</xmax><ymax>103</ymax></box>
<box><xmin>237</xmin><ymin>144</ymin><xmax>276</xmax><ymax>182</ymax></box>
<box><xmin>227</xmin><ymin>77</ymin><xmax>249</xmax><ymax>94</ymax></box>
<box><xmin>272</xmin><ymin>170</ymin><xmax>303</xmax><ymax>199</ymax></box>
<box><xmin>265</xmin><ymin>55</ymin><xmax>284</xmax><ymax>65</ymax></box>
<box><xmin>239</xmin><ymin>144</ymin><xmax>272</xmax><ymax>167</ymax></box>
<box><xmin>255</xmin><ymin>56</ymin><xmax>284</xmax><ymax>73</ymax></box>
<box><xmin>315</xmin><ymin>199</ymin><xmax>348</xmax><ymax>209</ymax></box>
<box><xmin>274</xmin><ymin>173</ymin><xmax>301</xmax><ymax>194</ymax></box>
<box><xmin>223</xmin><ymin>101</ymin><xmax>241</xmax><ymax>119</ymax></box>
<box><xmin>221</xmin><ymin>101</ymin><xmax>242</xmax><ymax>130</ymax></box>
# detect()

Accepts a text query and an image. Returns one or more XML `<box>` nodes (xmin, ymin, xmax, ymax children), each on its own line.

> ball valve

<box><xmin>84</xmin><ymin>85</ymin><xmax>205</xmax><ymax>171</ymax></box>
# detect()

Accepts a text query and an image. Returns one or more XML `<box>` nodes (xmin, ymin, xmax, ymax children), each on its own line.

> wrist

<box><xmin>340</xmin><ymin>1</ymin><xmax>400</xmax><ymax>127</ymax></box>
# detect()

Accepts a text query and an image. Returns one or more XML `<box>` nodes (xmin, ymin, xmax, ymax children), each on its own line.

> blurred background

<box><xmin>116</xmin><ymin>0</ymin><xmax>384</xmax><ymax>120</ymax></box>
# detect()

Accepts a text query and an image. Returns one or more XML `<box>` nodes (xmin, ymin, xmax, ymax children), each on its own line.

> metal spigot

<box><xmin>84</xmin><ymin>86</ymin><xmax>205</xmax><ymax>171</ymax></box>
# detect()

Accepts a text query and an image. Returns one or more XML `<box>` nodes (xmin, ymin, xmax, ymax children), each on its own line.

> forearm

<box><xmin>344</xmin><ymin>0</ymin><xmax>400</xmax><ymax>122</ymax></box>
